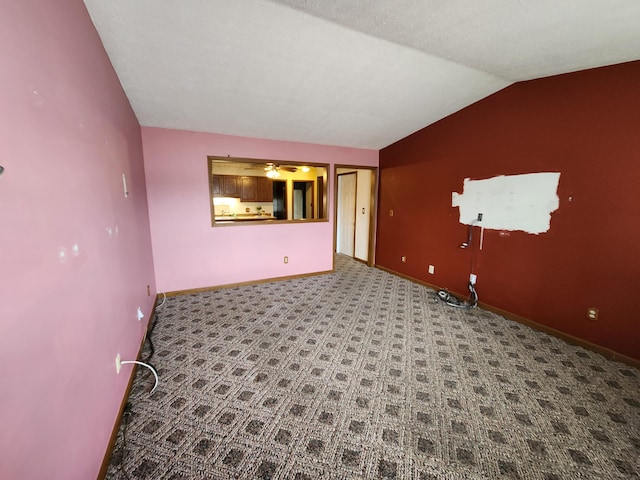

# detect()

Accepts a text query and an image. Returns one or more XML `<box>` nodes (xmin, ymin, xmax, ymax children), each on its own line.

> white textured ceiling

<box><xmin>82</xmin><ymin>0</ymin><xmax>640</xmax><ymax>149</ymax></box>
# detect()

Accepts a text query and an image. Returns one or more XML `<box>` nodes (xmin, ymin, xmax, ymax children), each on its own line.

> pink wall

<box><xmin>142</xmin><ymin>127</ymin><xmax>378</xmax><ymax>293</ymax></box>
<box><xmin>0</xmin><ymin>3</ymin><xmax>156</xmax><ymax>479</ymax></box>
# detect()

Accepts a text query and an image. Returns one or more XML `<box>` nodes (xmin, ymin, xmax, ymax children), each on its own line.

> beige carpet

<box><xmin>107</xmin><ymin>255</ymin><xmax>639</xmax><ymax>479</ymax></box>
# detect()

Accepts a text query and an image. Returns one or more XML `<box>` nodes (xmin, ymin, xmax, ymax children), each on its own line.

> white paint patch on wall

<box><xmin>452</xmin><ymin>172</ymin><xmax>560</xmax><ymax>234</ymax></box>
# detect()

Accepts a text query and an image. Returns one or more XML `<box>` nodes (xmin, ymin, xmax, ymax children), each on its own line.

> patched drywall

<box><xmin>452</xmin><ymin>172</ymin><xmax>560</xmax><ymax>234</ymax></box>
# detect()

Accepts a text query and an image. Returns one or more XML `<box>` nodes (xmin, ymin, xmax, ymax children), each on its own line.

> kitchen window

<box><xmin>208</xmin><ymin>156</ymin><xmax>329</xmax><ymax>226</ymax></box>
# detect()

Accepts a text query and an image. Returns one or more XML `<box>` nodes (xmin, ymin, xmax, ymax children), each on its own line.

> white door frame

<box><xmin>333</xmin><ymin>165</ymin><xmax>378</xmax><ymax>267</ymax></box>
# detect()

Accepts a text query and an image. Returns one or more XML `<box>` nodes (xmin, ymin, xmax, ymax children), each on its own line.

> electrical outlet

<box><xmin>587</xmin><ymin>307</ymin><xmax>598</xmax><ymax>320</ymax></box>
<box><xmin>116</xmin><ymin>353</ymin><xmax>121</xmax><ymax>374</ymax></box>
<box><xmin>477</xmin><ymin>213</ymin><xmax>483</xmax><ymax>221</ymax></box>
<box><xmin>470</xmin><ymin>273</ymin><xmax>477</xmax><ymax>285</ymax></box>
<box><xmin>428</xmin><ymin>265</ymin><xmax>435</xmax><ymax>274</ymax></box>
<box><xmin>284</xmin><ymin>256</ymin><xmax>288</xmax><ymax>264</ymax></box>
<box><xmin>401</xmin><ymin>256</ymin><xmax>406</xmax><ymax>263</ymax></box>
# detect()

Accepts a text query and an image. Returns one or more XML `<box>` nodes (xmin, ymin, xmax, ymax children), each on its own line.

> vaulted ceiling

<box><xmin>83</xmin><ymin>0</ymin><xmax>640</xmax><ymax>149</ymax></box>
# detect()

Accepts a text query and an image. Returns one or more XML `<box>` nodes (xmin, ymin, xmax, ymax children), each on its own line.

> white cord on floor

<box><xmin>120</xmin><ymin>360</ymin><xmax>159</xmax><ymax>394</ymax></box>
<box><xmin>156</xmin><ymin>292</ymin><xmax>166</xmax><ymax>308</ymax></box>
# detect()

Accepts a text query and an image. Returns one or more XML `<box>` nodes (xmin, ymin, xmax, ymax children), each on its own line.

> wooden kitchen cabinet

<box><xmin>241</xmin><ymin>176</ymin><xmax>273</xmax><ymax>202</ymax></box>
<box><xmin>256</xmin><ymin>177</ymin><xmax>273</xmax><ymax>202</ymax></box>
<box><xmin>240</xmin><ymin>176</ymin><xmax>257</xmax><ymax>202</ymax></box>
<box><xmin>211</xmin><ymin>175</ymin><xmax>222</xmax><ymax>196</ymax></box>
<box><xmin>222</xmin><ymin>175</ymin><xmax>240</xmax><ymax>197</ymax></box>
<box><xmin>212</xmin><ymin>175</ymin><xmax>240</xmax><ymax>197</ymax></box>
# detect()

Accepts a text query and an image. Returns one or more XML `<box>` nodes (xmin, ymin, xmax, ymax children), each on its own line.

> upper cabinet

<box><xmin>240</xmin><ymin>176</ymin><xmax>273</xmax><ymax>202</ymax></box>
<box><xmin>256</xmin><ymin>177</ymin><xmax>273</xmax><ymax>202</ymax></box>
<box><xmin>213</xmin><ymin>174</ymin><xmax>272</xmax><ymax>202</ymax></box>
<box><xmin>240</xmin><ymin>176</ymin><xmax>256</xmax><ymax>202</ymax></box>
<box><xmin>212</xmin><ymin>175</ymin><xmax>240</xmax><ymax>198</ymax></box>
<box><xmin>222</xmin><ymin>175</ymin><xmax>240</xmax><ymax>197</ymax></box>
<box><xmin>212</xmin><ymin>175</ymin><xmax>222</xmax><ymax>196</ymax></box>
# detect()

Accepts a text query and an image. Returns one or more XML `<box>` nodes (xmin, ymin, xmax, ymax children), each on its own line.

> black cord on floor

<box><xmin>117</xmin><ymin>402</ymin><xmax>133</xmax><ymax>480</ymax></box>
<box><xmin>140</xmin><ymin>313</ymin><xmax>160</xmax><ymax>393</ymax></box>
<box><xmin>116</xmin><ymin>312</ymin><xmax>160</xmax><ymax>477</ymax></box>
<box><xmin>143</xmin><ymin>313</ymin><xmax>159</xmax><ymax>363</ymax></box>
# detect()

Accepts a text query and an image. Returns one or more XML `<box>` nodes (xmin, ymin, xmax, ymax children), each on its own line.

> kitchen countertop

<box><xmin>215</xmin><ymin>215</ymin><xmax>272</xmax><ymax>222</ymax></box>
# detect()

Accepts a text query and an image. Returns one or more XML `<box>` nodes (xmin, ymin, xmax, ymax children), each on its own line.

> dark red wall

<box><xmin>377</xmin><ymin>61</ymin><xmax>640</xmax><ymax>361</ymax></box>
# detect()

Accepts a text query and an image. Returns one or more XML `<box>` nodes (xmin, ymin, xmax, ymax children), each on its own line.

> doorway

<box><xmin>293</xmin><ymin>181</ymin><xmax>314</xmax><ymax>220</ymax></box>
<box><xmin>334</xmin><ymin>166</ymin><xmax>377</xmax><ymax>266</ymax></box>
<box><xmin>272</xmin><ymin>180</ymin><xmax>287</xmax><ymax>220</ymax></box>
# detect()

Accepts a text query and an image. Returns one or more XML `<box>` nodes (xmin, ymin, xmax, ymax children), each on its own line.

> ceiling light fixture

<box><xmin>265</xmin><ymin>164</ymin><xmax>281</xmax><ymax>178</ymax></box>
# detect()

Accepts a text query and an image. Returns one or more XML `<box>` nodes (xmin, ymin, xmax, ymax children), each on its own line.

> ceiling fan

<box><xmin>264</xmin><ymin>163</ymin><xmax>297</xmax><ymax>173</ymax></box>
<box><xmin>263</xmin><ymin>163</ymin><xmax>300</xmax><ymax>178</ymax></box>
<box><xmin>242</xmin><ymin>162</ymin><xmax>297</xmax><ymax>172</ymax></box>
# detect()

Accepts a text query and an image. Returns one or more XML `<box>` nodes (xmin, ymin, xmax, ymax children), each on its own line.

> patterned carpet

<box><xmin>106</xmin><ymin>255</ymin><xmax>639</xmax><ymax>479</ymax></box>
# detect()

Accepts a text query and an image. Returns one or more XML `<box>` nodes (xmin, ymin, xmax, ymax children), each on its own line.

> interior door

<box><xmin>337</xmin><ymin>172</ymin><xmax>357</xmax><ymax>256</ymax></box>
<box><xmin>305</xmin><ymin>182</ymin><xmax>314</xmax><ymax>219</ymax></box>
<box><xmin>293</xmin><ymin>187</ymin><xmax>303</xmax><ymax>219</ymax></box>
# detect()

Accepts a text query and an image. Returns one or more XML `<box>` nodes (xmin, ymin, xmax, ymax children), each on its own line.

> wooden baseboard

<box><xmin>97</xmin><ymin>295</ymin><xmax>160</xmax><ymax>480</ymax></box>
<box><xmin>375</xmin><ymin>265</ymin><xmax>640</xmax><ymax>369</ymax></box>
<box><xmin>375</xmin><ymin>265</ymin><xmax>441</xmax><ymax>291</ymax></box>
<box><xmin>351</xmin><ymin>256</ymin><xmax>370</xmax><ymax>266</ymax></box>
<box><xmin>164</xmin><ymin>270</ymin><xmax>334</xmax><ymax>297</ymax></box>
